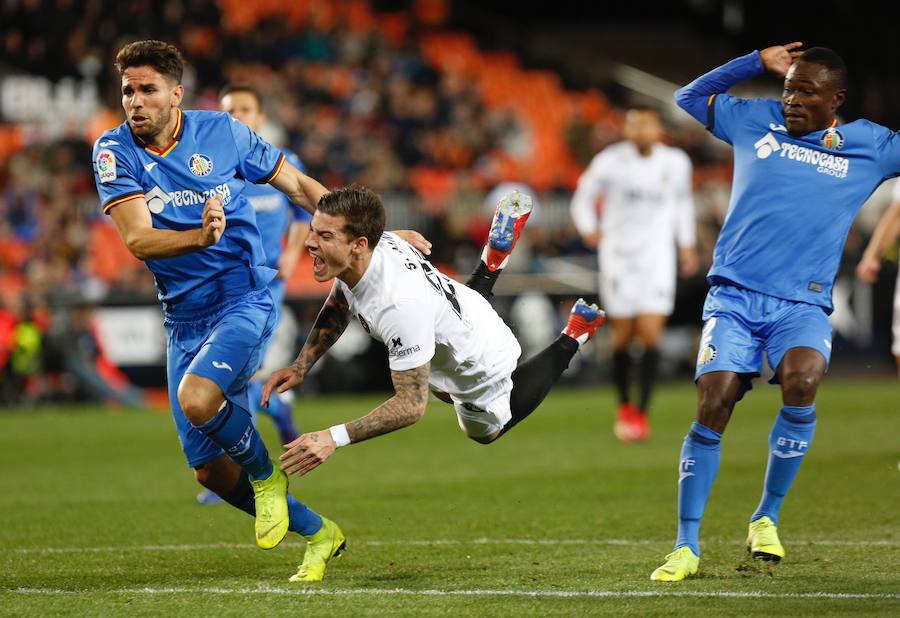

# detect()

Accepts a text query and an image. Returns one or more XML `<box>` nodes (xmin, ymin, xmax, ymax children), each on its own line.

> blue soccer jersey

<box><xmin>676</xmin><ymin>51</ymin><xmax>900</xmax><ymax>311</ymax></box>
<box><xmin>242</xmin><ymin>151</ymin><xmax>311</xmax><ymax>272</ymax></box>
<box><xmin>91</xmin><ymin>109</ymin><xmax>286</xmax><ymax>316</ymax></box>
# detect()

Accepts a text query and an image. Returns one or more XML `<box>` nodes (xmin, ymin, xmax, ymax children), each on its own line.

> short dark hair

<box><xmin>115</xmin><ymin>40</ymin><xmax>184</xmax><ymax>84</ymax></box>
<box><xmin>317</xmin><ymin>186</ymin><xmax>385</xmax><ymax>248</ymax></box>
<box><xmin>219</xmin><ymin>83</ymin><xmax>263</xmax><ymax>109</ymax></box>
<box><xmin>798</xmin><ymin>47</ymin><xmax>847</xmax><ymax>90</ymax></box>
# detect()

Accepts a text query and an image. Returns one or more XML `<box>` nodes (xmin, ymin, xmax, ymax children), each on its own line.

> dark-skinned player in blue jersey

<box><xmin>651</xmin><ymin>42</ymin><xmax>900</xmax><ymax>581</ymax></box>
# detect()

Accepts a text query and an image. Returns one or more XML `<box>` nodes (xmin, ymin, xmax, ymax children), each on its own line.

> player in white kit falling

<box><xmin>570</xmin><ymin>107</ymin><xmax>699</xmax><ymax>442</ymax></box>
<box><xmin>262</xmin><ymin>186</ymin><xmax>605</xmax><ymax>477</ymax></box>
<box><xmin>856</xmin><ymin>179</ymin><xmax>900</xmax><ymax>377</ymax></box>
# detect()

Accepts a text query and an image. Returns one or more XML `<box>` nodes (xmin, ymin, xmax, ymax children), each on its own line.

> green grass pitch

<box><xmin>2</xmin><ymin>379</ymin><xmax>898</xmax><ymax>616</ymax></box>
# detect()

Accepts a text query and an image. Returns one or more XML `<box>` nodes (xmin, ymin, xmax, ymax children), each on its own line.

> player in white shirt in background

<box><xmin>263</xmin><ymin>186</ymin><xmax>605</xmax><ymax>480</ymax></box>
<box><xmin>856</xmin><ymin>179</ymin><xmax>900</xmax><ymax>378</ymax></box>
<box><xmin>570</xmin><ymin>107</ymin><xmax>699</xmax><ymax>442</ymax></box>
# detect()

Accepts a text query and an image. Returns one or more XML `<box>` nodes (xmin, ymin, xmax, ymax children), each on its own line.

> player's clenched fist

<box><xmin>200</xmin><ymin>195</ymin><xmax>226</xmax><ymax>246</ymax></box>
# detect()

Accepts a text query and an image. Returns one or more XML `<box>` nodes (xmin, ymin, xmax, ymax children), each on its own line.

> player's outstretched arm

<box><xmin>269</xmin><ymin>162</ymin><xmax>329</xmax><ymax>214</ymax></box>
<box><xmin>278</xmin><ymin>362</ymin><xmax>431</xmax><ymax>477</ymax></box>
<box><xmin>857</xmin><ymin>197</ymin><xmax>900</xmax><ymax>283</ymax></box>
<box><xmin>262</xmin><ymin>285</ymin><xmax>351</xmax><ymax>405</ymax></box>
<box><xmin>109</xmin><ymin>195</ymin><xmax>224</xmax><ymax>260</ymax></box>
<box><xmin>674</xmin><ymin>42</ymin><xmax>802</xmax><ymax>125</ymax></box>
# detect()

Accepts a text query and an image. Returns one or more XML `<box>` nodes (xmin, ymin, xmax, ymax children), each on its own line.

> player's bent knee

<box><xmin>177</xmin><ymin>376</ymin><xmax>223</xmax><ymax>425</ymax></box>
<box><xmin>780</xmin><ymin>370</ymin><xmax>821</xmax><ymax>403</ymax></box>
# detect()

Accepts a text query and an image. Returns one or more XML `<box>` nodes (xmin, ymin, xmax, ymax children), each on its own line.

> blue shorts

<box><xmin>164</xmin><ymin>288</ymin><xmax>278</xmax><ymax>468</ymax></box>
<box><xmin>695</xmin><ymin>285</ymin><xmax>832</xmax><ymax>394</ymax></box>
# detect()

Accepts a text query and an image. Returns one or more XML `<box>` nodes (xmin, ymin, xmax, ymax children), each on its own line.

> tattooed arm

<box><xmin>279</xmin><ymin>362</ymin><xmax>431</xmax><ymax>476</ymax></box>
<box><xmin>261</xmin><ymin>285</ymin><xmax>350</xmax><ymax>405</ymax></box>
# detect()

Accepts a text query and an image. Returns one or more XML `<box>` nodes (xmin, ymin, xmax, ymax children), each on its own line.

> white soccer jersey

<box><xmin>570</xmin><ymin>141</ymin><xmax>696</xmax><ymax>317</ymax></box>
<box><xmin>334</xmin><ymin>233</ymin><xmax>521</xmax><ymax>407</ymax></box>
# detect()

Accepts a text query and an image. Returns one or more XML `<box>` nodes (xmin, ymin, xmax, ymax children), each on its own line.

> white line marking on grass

<box><xmin>14</xmin><ymin>538</ymin><xmax>900</xmax><ymax>555</ymax></box>
<box><xmin>9</xmin><ymin>586</ymin><xmax>900</xmax><ymax>600</ymax></box>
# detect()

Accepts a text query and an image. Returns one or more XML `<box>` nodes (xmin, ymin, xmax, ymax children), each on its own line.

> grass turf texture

<box><xmin>1</xmin><ymin>379</ymin><xmax>898</xmax><ymax>616</ymax></box>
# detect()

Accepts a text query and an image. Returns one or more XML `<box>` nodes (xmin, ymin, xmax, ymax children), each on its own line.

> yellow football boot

<box><xmin>650</xmin><ymin>546</ymin><xmax>700</xmax><ymax>581</ymax></box>
<box><xmin>250</xmin><ymin>466</ymin><xmax>289</xmax><ymax>550</ymax></box>
<box><xmin>289</xmin><ymin>517</ymin><xmax>346</xmax><ymax>582</ymax></box>
<box><xmin>747</xmin><ymin>516</ymin><xmax>785</xmax><ymax>562</ymax></box>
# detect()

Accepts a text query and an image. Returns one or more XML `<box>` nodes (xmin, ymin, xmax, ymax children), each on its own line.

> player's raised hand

<box><xmin>261</xmin><ymin>365</ymin><xmax>304</xmax><ymax>407</ymax></box>
<box><xmin>855</xmin><ymin>254</ymin><xmax>881</xmax><ymax>283</ymax></box>
<box><xmin>279</xmin><ymin>430</ymin><xmax>336</xmax><ymax>476</ymax></box>
<box><xmin>200</xmin><ymin>195</ymin><xmax>226</xmax><ymax>246</ymax></box>
<box><xmin>760</xmin><ymin>42</ymin><xmax>804</xmax><ymax>77</ymax></box>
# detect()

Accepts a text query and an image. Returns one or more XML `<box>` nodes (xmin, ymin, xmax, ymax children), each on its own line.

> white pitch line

<box><xmin>13</xmin><ymin>538</ymin><xmax>900</xmax><ymax>555</ymax></box>
<box><xmin>8</xmin><ymin>586</ymin><xmax>900</xmax><ymax>600</ymax></box>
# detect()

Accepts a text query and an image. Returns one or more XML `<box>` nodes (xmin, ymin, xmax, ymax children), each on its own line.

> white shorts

<box><xmin>453</xmin><ymin>390</ymin><xmax>512</xmax><ymax>439</ymax></box>
<box><xmin>599</xmin><ymin>261</ymin><xmax>676</xmax><ymax>319</ymax></box>
<box><xmin>892</xmin><ymin>269</ymin><xmax>900</xmax><ymax>357</ymax></box>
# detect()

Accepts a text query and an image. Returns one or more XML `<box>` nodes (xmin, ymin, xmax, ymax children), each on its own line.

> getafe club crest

<box><xmin>820</xmin><ymin>128</ymin><xmax>844</xmax><ymax>151</ymax></box>
<box><xmin>189</xmin><ymin>153</ymin><xmax>213</xmax><ymax>176</ymax></box>
<box><xmin>698</xmin><ymin>344</ymin><xmax>717</xmax><ymax>366</ymax></box>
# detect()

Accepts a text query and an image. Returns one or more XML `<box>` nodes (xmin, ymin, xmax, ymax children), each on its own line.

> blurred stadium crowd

<box><xmin>0</xmin><ymin>0</ymin><xmax>894</xmax><ymax>404</ymax></box>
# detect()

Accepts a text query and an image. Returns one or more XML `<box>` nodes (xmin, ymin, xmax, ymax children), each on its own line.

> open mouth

<box><xmin>131</xmin><ymin>115</ymin><xmax>148</xmax><ymax>127</ymax></box>
<box><xmin>312</xmin><ymin>254</ymin><xmax>326</xmax><ymax>277</ymax></box>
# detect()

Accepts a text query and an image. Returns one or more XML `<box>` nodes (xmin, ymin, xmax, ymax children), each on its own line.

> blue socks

<box><xmin>675</xmin><ymin>422</ymin><xmax>722</xmax><ymax>556</ymax></box>
<box><xmin>751</xmin><ymin>404</ymin><xmax>816</xmax><ymax>525</ymax></box>
<box><xmin>221</xmin><ymin>470</ymin><xmax>323</xmax><ymax>537</ymax></box>
<box><xmin>194</xmin><ymin>401</ymin><xmax>273</xmax><ymax>481</ymax></box>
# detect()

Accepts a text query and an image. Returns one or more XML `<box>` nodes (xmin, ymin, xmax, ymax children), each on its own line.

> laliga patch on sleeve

<box><xmin>97</xmin><ymin>149</ymin><xmax>117</xmax><ymax>183</ymax></box>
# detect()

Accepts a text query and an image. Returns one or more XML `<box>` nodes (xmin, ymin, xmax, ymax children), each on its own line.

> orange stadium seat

<box><xmin>88</xmin><ymin>221</ymin><xmax>142</xmax><ymax>283</ymax></box>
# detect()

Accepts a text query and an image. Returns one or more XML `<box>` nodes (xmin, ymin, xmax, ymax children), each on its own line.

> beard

<box><xmin>130</xmin><ymin>106</ymin><xmax>171</xmax><ymax>142</ymax></box>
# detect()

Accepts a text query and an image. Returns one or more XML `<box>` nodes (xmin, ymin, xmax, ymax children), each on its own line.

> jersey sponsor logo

<box><xmin>753</xmin><ymin>133</ymin><xmax>781</xmax><ymax>159</ymax></box>
<box><xmin>768</xmin><ymin>123</ymin><xmax>788</xmax><ymax>132</ymax></box>
<box><xmin>99</xmin><ymin>139</ymin><xmax>120</xmax><ymax>147</ymax></box>
<box><xmin>390</xmin><ymin>344</ymin><xmax>422</xmax><ymax>359</ymax></box>
<box><xmin>145</xmin><ymin>186</ymin><xmax>173</xmax><ymax>214</ymax></box>
<box><xmin>820</xmin><ymin>128</ymin><xmax>844</xmax><ymax>150</ymax></box>
<box><xmin>755</xmin><ymin>131</ymin><xmax>849</xmax><ymax>178</ymax></box>
<box><xmin>189</xmin><ymin>153</ymin><xmax>213</xmax><ymax>176</ymax></box>
<box><xmin>97</xmin><ymin>149</ymin><xmax>117</xmax><ymax>183</ymax></box>
<box><xmin>144</xmin><ymin>183</ymin><xmax>232</xmax><ymax>213</ymax></box>
<box><xmin>144</xmin><ymin>161</ymin><xmax>158</xmax><ymax>173</ymax></box>
<box><xmin>390</xmin><ymin>337</ymin><xmax>403</xmax><ymax>349</ymax></box>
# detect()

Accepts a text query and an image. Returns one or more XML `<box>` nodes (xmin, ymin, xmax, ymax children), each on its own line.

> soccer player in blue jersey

<box><xmin>220</xmin><ymin>84</ymin><xmax>307</xmax><ymax>445</ymax></box>
<box><xmin>651</xmin><ymin>42</ymin><xmax>900</xmax><ymax>581</ymax></box>
<box><xmin>91</xmin><ymin>40</ymin><xmax>345</xmax><ymax>582</ymax></box>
